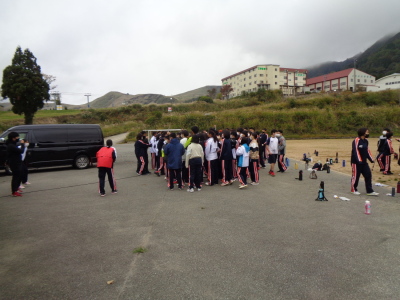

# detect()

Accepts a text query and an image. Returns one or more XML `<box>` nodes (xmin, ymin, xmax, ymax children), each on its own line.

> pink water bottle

<box><xmin>364</xmin><ymin>200</ymin><xmax>371</xmax><ymax>215</ymax></box>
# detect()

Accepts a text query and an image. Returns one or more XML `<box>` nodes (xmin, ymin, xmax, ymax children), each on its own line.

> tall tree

<box><xmin>1</xmin><ymin>46</ymin><xmax>50</xmax><ymax>124</ymax></box>
<box><xmin>220</xmin><ymin>85</ymin><xmax>233</xmax><ymax>99</ymax></box>
<box><xmin>207</xmin><ymin>87</ymin><xmax>217</xmax><ymax>99</ymax></box>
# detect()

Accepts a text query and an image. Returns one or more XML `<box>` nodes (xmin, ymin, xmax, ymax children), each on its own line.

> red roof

<box><xmin>306</xmin><ymin>68</ymin><xmax>354</xmax><ymax>85</ymax></box>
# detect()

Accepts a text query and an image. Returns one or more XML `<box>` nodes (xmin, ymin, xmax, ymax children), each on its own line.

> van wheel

<box><xmin>5</xmin><ymin>165</ymin><xmax>12</xmax><ymax>175</ymax></box>
<box><xmin>74</xmin><ymin>155</ymin><xmax>90</xmax><ymax>169</ymax></box>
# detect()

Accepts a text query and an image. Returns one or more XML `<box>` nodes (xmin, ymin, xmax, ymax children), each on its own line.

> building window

<box><xmin>260</xmin><ymin>74</ymin><xmax>264</xmax><ymax>77</ymax></box>
<box><xmin>249</xmin><ymin>76</ymin><xmax>252</xmax><ymax>79</ymax></box>
<box><xmin>371</xmin><ymin>80</ymin><xmax>373</xmax><ymax>83</ymax></box>
<box><xmin>244</xmin><ymin>84</ymin><xmax>246</xmax><ymax>87</ymax></box>
<box><xmin>275</xmin><ymin>82</ymin><xmax>278</xmax><ymax>85</ymax></box>
<box><xmin>254</xmin><ymin>74</ymin><xmax>257</xmax><ymax>77</ymax></box>
<box><xmin>284</xmin><ymin>76</ymin><xmax>287</xmax><ymax>79</ymax></box>
<box><xmin>351</xmin><ymin>79</ymin><xmax>353</xmax><ymax>82</ymax></box>
<box><xmin>254</xmin><ymin>81</ymin><xmax>256</xmax><ymax>84</ymax></box>
<box><xmin>275</xmin><ymin>75</ymin><xmax>277</xmax><ymax>78</ymax></box>
<box><xmin>364</xmin><ymin>79</ymin><xmax>367</xmax><ymax>83</ymax></box>
<box><xmin>289</xmin><ymin>79</ymin><xmax>292</xmax><ymax>81</ymax></box>
<box><xmin>275</xmin><ymin>68</ymin><xmax>277</xmax><ymax>71</ymax></box>
<box><xmin>341</xmin><ymin>82</ymin><xmax>346</xmax><ymax>85</ymax></box>
<box><xmin>324</xmin><ymin>85</ymin><xmax>329</xmax><ymax>89</ymax></box>
<box><xmin>357</xmin><ymin>79</ymin><xmax>360</xmax><ymax>82</ymax></box>
<box><xmin>244</xmin><ymin>78</ymin><xmax>246</xmax><ymax>81</ymax></box>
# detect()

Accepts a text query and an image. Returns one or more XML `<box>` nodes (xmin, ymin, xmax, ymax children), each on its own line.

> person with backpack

<box><xmin>96</xmin><ymin>139</ymin><xmax>117</xmax><ymax>196</ymax></box>
<box><xmin>249</xmin><ymin>132</ymin><xmax>260</xmax><ymax>185</ymax></box>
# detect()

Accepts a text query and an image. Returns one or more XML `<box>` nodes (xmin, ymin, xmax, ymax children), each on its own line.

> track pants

<box><xmin>221</xmin><ymin>159</ymin><xmax>233</xmax><ymax>184</ymax></box>
<box><xmin>136</xmin><ymin>156</ymin><xmax>145</xmax><ymax>174</ymax></box>
<box><xmin>10</xmin><ymin>163</ymin><xmax>22</xmax><ymax>193</ymax></box>
<box><xmin>278</xmin><ymin>154</ymin><xmax>287</xmax><ymax>172</ymax></box>
<box><xmin>378</xmin><ymin>154</ymin><xmax>391</xmax><ymax>174</ymax></box>
<box><xmin>98</xmin><ymin>167</ymin><xmax>116</xmax><ymax>194</ymax></box>
<box><xmin>168</xmin><ymin>169</ymin><xmax>182</xmax><ymax>189</ymax></box>
<box><xmin>207</xmin><ymin>159</ymin><xmax>219</xmax><ymax>185</ymax></box>
<box><xmin>351</xmin><ymin>163</ymin><xmax>373</xmax><ymax>193</ymax></box>
<box><xmin>189</xmin><ymin>157</ymin><xmax>202</xmax><ymax>189</ymax></box>
<box><xmin>249</xmin><ymin>159</ymin><xmax>259</xmax><ymax>183</ymax></box>
<box><xmin>237</xmin><ymin>166</ymin><xmax>248</xmax><ymax>185</ymax></box>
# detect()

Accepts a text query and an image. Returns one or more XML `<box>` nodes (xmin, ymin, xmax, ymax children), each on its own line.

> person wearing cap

<box><xmin>96</xmin><ymin>139</ymin><xmax>117</xmax><ymax>196</ymax></box>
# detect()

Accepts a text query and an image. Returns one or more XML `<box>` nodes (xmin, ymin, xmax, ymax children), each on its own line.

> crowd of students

<box><xmin>134</xmin><ymin>126</ymin><xmax>287</xmax><ymax>191</ymax></box>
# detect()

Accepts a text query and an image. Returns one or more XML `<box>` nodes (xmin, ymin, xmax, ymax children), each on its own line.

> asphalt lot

<box><xmin>1</xmin><ymin>144</ymin><xmax>400</xmax><ymax>300</ymax></box>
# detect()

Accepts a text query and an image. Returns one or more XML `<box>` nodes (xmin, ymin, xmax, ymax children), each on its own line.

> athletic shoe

<box><xmin>239</xmin><ymin>184</ymin><xmax>248</xmax><ymax>189</ymax></box>
<box><xmin>17</xmin><ymin>189</ymin><xmax>23</xmax><ymax>193</ymax></box>
<box><xmin>112</xmin><ymin>190</ymin><xmax>118</xmax><ymax>194</ymax></box>
<box><xmin>367</xmin><ymin>192</ymin><xmax>379</xmax><ymax>196</ymax></box>
<box><xmin>387</xmin><ymin>171</ymin><xmax>394</xmax><ymax>175</ymax></box>
<box><xmin>136</xmin><ymin>172</ymin><xmax>142</xmax><ymax>176</ymax></box>
<box><xmin>229</xmin><ymin>180</ymin><xmax>234</xmax><ymax>185</ymax></box>
<box><xmin>205</xmin><ymin>182</ymin><xmax>213</xmax><ymax>186</ymax></box>
<box><xmin>23</xmin><ymin>182</ymin><xmax>31</xmax><ymax>185</ymax></box>
<box><xmin>19</xmin><ymin>185</ymin><xmax>25</xmax><ymax>189</ymax></box>
<box><xmin>173</xmin><ymin>180</ymin><xmax>178</xmax><ymax>184</ymax></box>
<box><xmin>100</xmin><ymin>194</ymin><xmax>105</xmax><ymax>197</ymax></box>
<box><xmin>187</xmin><ymin>188</ymin><xmax>194</xmax><ymax>193</ymax></box>
<box><xmin>178</xmin><ymin>188</ymin><xmax>183</xmax><ymax>190</ymax></box>
<box><xmin>170</xmin><ymin>188</ymin><xmax>174</xmax><ymax>191</ymax></box>
<box><xmin>351</xmin><ymin>191</ymin><xmax>361</xmax><ymax>195</ymax></box>
<box><xmin>12</xmin><ymin>192</ymin><xmax>22</xmax><ymax>197</ymax></box>
<box><xmin>197</xmin><ymin>188</ymin><xmax>201</xmax><ymax>191</ymax></box>
<box><xmin>269</xmin><ymin>171</ymin><xmax>275</xmax><ymax>177</ymax></box>
<box><xmin>251</xmin><ymin>182</ymin><xmax>259</xmax><ymax>185</ymax></box>
<box><xmin>220</xmin><ymin>182</ymin><xmax>229</xmax><ymax>186</ymax></box>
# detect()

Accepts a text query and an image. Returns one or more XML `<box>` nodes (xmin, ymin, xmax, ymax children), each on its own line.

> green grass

<box><xmin>1</xmin><ymin>90</ymin><xmax>400</xmax><ymax>140</ymax></box>
<box><xmin>0</xmin><ymin>109</ymin><xmax>81</xmax><ymax>120</ymax></box>
<box><xmin>133</xmin><ymin>247</ymin><xmax>147</xmax><ymax>254</ymax></box>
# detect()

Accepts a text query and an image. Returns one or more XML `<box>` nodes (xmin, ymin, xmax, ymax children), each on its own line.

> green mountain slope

<box><xmin>307</xmin><ymin>32</ymin><xmax>400</xmax><ymax>79</ymax></box>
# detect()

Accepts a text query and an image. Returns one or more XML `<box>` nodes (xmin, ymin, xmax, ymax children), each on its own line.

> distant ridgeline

<box><xmin>307</xmin><ymin>31</ymin><xmax>400</xmax><ymax>79</ymax></box>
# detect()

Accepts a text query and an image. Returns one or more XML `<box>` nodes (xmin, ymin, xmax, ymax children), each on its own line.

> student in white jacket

<box><xmin>204</xmin><ymin>131</ymin><xmax>219</xmax><ymax>186</ymax></box>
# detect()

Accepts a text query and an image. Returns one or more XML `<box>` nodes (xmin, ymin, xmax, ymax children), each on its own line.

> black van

<box><xmin>0</xmin><ymin>124</ymin><xmax>104</xmax><ymax>174</ymax></box>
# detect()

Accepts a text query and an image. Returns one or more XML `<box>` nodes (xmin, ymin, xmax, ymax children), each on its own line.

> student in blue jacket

<box><xmin>164</xmin><ymin>132</ymin><xmax>185</xmax><ymax>190</ymax></box>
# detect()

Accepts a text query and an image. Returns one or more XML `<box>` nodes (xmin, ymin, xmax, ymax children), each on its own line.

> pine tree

<box><xmin>1</xmin><ymin>46</ymin><xmax>50</xmax><ymax>124</ymax></box>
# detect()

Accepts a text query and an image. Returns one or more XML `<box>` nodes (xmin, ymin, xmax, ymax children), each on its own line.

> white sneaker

<box><xmin>23</xmin><ymin>182</ymin><xmax>31</xmax><ymax>185</ymax></box>
<box><xmin>187</xmin><ymin>188</ymin><xmax>194</xmax><ymax>193</ymax></box>
<box><xmin>239</xmin><ymin>184</ymin><xmax>248</xmax><ymax>189</ymax></box>
<box><xmin>197</xmin><ymin>188</ymin><xmax>201</xmax><ymax>191</ymax></box>
<box><xmin>250</xmin><ymin>182</ymin><xmax>259</xmax><ymax>185</ymax></box>
<box><xmin>367</xmin><ymin>192</ymin><xmax>379</xmax><ymax>196</ymax></box>
<box><xmin>351</xmin><ymin>191</ymin><xmax>361</xmax><ymax>195</ymax></box>
<box><xmin>19</xmin><ymin>185</ymin><xmax>25</xmax><ymax>189</ymax></box>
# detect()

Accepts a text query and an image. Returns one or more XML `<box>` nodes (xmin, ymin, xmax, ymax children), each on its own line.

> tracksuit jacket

<box><xmin>351</xmin><ymin>137</ymin><xmax>374</xmax><ymax>164</ymax></box>
<box><xmin>236</xmin><ymin>144</ymin><xmax>250</xmax><ymax>167</ymax></box>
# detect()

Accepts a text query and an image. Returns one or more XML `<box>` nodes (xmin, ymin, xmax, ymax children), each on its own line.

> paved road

<box><xmin>1</xmin><ymin>144</ymin><xmax>400</xmax><ymax>299</ymax></box>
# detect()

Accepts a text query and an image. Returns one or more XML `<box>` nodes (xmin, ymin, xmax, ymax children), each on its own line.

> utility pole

<box><xmin>50</xmin><ymin>91</ymin><xmax>60</xmax><ymax>109</ymax></box>
<box><xmin>85</xmin><ymin>93</ymin><xmax>91</xmax><ymax>108</ymax></box>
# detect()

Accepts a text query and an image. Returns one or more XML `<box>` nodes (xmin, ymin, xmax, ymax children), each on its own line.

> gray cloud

<box><xmin>1</xmin><ymin>0</ymin><xmax>399</xmax><ymax>104</ymax></box>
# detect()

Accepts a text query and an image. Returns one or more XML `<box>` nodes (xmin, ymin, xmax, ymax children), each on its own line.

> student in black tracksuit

<box><xmin>258</xmin><ymin>129</ymin><xmax>268</xmax><ymax>168</ymax></box>
<box><xmin>220</xmin><ymin>130</ymin><xmax>234</xmax><ymax>186</ymax></box>
<box><xmin>135</xmin><ymin>133</ymin><xmax>150</xmax><ymax>175</ymax></box>
<box><xmin>380</xmin><ymin>132</ymin><xmax>395</xmax><ymax>175</ymax></box>
<box><xmin>6</xmin><ymin>132</ymin><xmax>26</xmax><ymax>197</ymax></box>
<box><xmin>350</xmin><ymin>128</ymin><xmax>378</xmax><ymax>196</ymax></box>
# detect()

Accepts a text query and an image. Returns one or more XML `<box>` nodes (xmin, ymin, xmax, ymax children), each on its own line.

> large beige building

<box><xmin>221</xmin><ymin>64</ymin><xmax>308</xmax><ymax>98</ymax></box>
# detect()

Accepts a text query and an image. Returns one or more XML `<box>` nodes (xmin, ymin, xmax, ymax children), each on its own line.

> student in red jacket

<box><xmin>96</xmin><ymin>139</ymin><xmax>117</xmax><ymax>196</ymax></box>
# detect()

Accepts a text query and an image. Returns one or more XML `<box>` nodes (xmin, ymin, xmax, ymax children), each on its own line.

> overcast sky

<box><xmin>1</xmin><ymin>0</ymin><xmax>400</xmax><ymax>105</ymax></box>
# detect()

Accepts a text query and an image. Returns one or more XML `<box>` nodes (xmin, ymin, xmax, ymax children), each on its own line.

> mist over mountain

<box><xmin>307</xmin><ymin>32</ymin><xmax>400</xmax><ymax>79</ymax></box>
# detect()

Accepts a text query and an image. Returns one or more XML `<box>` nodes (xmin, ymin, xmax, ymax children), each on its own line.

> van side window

<box><xmin>68</xmin><ymin>129</ymin><xmax>101</xmax><ymax>142</ymax></box>
<box><xmin>33</xmin><ymin>129</ymin><xmax>68</xmax><ymax>143</ymax></box>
